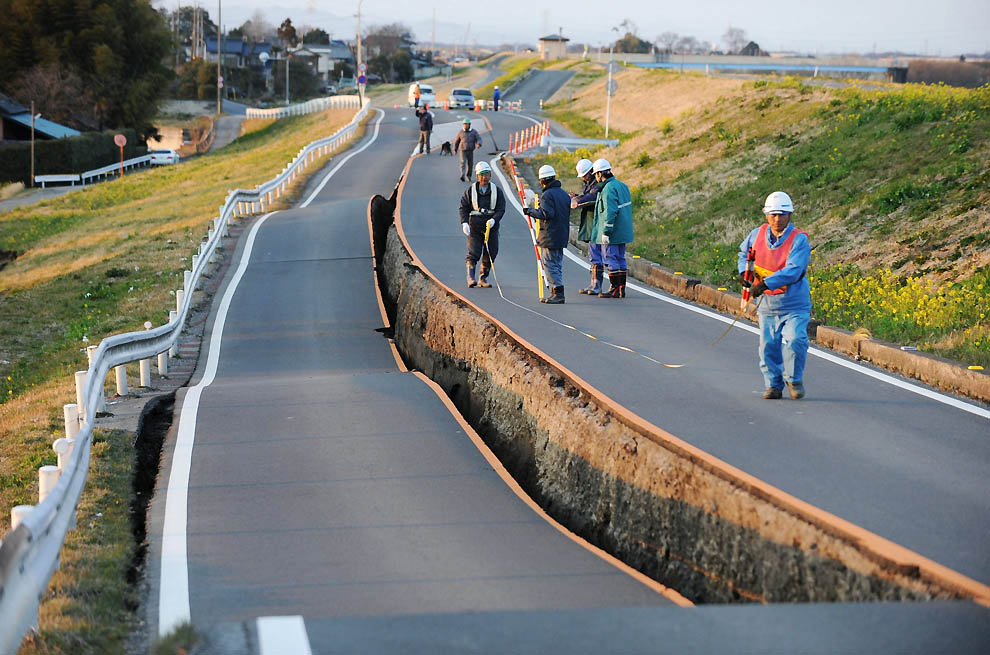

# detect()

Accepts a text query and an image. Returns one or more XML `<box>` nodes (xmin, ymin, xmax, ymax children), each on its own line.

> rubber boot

<box><xmin>466</xmin><ymin>263</ymin><xmax>477</xmax><ymax>288</ymax></box>
<box><xmin>541</xmin><ymin>286</ymin><xmax>565</xmax><ymax>304</ymax></box>
<box><xmin>478</xmin><ymin>265</ymin><xmax>492</xmax><ymax>288</ymax></box>
<box><xmin>579</xmin><ymin>265</ymin><xmax>603</xmax><ymax>295</ymax></box>
<box><xmin>618</xmin><ymin>271</ymin><xmax>627</xmax><ymax>298</ymax></box>
<box><xmin>599</xmin><ymin>272</ymin><xmax>621</xmax><ymax>298</ymax></box>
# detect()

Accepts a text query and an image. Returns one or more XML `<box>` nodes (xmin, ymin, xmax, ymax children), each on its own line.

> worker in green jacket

<box><xmin>591</xmin><ymin>159</ymin><xmax>634</xmax><ymax>298</ymax></box>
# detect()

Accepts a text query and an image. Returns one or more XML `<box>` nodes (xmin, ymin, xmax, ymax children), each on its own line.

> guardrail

<box><xmin>545</xmin><ymin>136</ymin><xmax>620</xmax><ymax>153</ymax></box>
<box><xmin>245</xmin><ymin>94</ymin><xmax>363</xmax><ymax>119</ymax></box>
<box><xmin>35</xmin><ymin>155</ymin><xmax>153</xmax><ymax>188</ymax></box>
<box><xmin>0</xmin><ymin>97</ymin><xmax>371</xmax><ymax>654</ymax></box>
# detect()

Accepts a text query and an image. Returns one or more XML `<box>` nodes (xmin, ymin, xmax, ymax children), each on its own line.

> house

<box><xmin>739</xmin><ymin>41</ymin><xmax>767</xmax><ymax>57</ymax></box>
<box><xmin>205</xmin><ymin>37</ymin><xmax>273</xmax><ymax>69</ymax></box>
<box><xmin>538</xmin><ymin>32</ymin><xmax>569</xmax><ymax>60</ymax></box>
<box><xmin>289</xmin><ymin>40</ymin><xmax>354</xmax><ymax>85</ymax></box>
<box><xmin>0</xmin><ymin>92</ymin><xmax>80</xmax><ymax>142</ymax></box>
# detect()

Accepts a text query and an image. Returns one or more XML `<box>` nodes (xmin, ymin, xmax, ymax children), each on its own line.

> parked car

<box><xmin>149</xmin><ymin>149</ymin><xmax>180</xmax><ymax>165</ymax></box>
<box><xmin>408</xmin><ymin>83</ymin><xmax>435</xmax><ymax>107</ymax></box>
<box><xmin>447</xmin><ymin>87</ymin><xmax>475</xmax><ymax>109</ymax></box>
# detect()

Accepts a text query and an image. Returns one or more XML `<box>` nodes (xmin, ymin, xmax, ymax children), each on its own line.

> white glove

<box><xmin>462</xmin><ymin>223</ymin><xmax>471</xmax><ymax>236</ymax></box>
<box><xmin>486</xmin><ymin>218</ymin><xmax>495</xmax><ymax>229</ymax></box>
<box><xmin>601</xmin><ymin>234</ymin><xmax>610</xmax><ymax>244</ymax></box>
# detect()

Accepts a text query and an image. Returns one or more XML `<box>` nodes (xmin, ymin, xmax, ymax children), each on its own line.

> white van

<box><xmin>408</xmin><ymin>83</ymin><xmax>435</xmax><ymax>107</ymax></box>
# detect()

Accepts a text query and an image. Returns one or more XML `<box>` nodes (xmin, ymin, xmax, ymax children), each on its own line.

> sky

<box><xmin>156</xmin><ymin>0</ymin><xmax>990</xmax><ymax>56</ymax></box>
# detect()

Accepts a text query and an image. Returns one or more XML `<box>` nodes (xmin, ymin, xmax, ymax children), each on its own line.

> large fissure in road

<box><xmin>368</xmin><ymin>190</ymin><xmax>968</xmax><ymax>605</ymax></box>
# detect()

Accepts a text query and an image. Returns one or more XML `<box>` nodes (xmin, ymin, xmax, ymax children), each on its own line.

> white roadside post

<box><xmin>53</xmin><ymin>436</ymin><xmax>74</xmax><ymax>470</ymax></box>
<box><xmin>139</xmin><ymin>321</ymin><xmax>153</xmax><ymax>387</ymax></box>
<box><xmin>169</xmin><ymin>310</ymin><xmax>178</xmax><ymax>357</ymax></box>
<box><xmin>11</xmin><ymin>505</ymin><xmax>33</xmax><ymax>531</ymax></box>
<box><xmin>63</xmin><ymin>403</ymin><xmax>79</xmax><ymax>439</ymax></box>
<box><xmin>74</xmin><ymin>370</ymin><xmax>87</xmax><ymax>423</ymax></box>
<box><xmin>115</xmin><ymin>364</ymin><xmax>129</xmax><ymax>395</ymax></box>
<box><xmin>86</xmin><ymin>345</ymin><xmax>106</xmax><ymax>412</ymax></box>
<box><xmin>38</xmin><ymin>466</ymin><xmax>60</xmax><ymax>503</ymax></box>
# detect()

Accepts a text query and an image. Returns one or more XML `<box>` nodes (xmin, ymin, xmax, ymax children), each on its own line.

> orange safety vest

<box><xmin>753</xmin><ymin>224</ymin><xmax>806</xmax><ymax>295</ymax></box>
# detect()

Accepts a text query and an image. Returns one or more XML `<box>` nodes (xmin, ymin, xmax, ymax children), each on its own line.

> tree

<box><xmin>273</xmin><ymin>57</ymin><xmax>321</xmax><ymax>100</ymax></box>
<box><xmin>657</xmin><ymin>31</ymin><xmax>679</xmax><ymax>53</ymax></box>
<box><xmin>6</xmin><ymin>63</ymin><xmax>95</xmax><ymax>131</ymax></box>
<box><xmin>364</xmin><ymin>23</ymin><xmax>412</xmax><ymax>58</ymax></box>
<box><xmin>0</xmin><ymin>0</ymin><xmax>172</xmax><ymax>137</ymax></box>
<box><xmin>368</xmin><ymin>54</ymin><xmax>392</xmax><ymax>82</ymax></box>
<box><xmin>614</xmin><ymin>32</ymin><xmax>651</xmax><ymax>54</ymax></box>
<box><xmin>675</xmin><ymin>35</ymin><xmax>700</xmax><ymax>54</ymax></box>
<box><xmin>303</xmin><ymin>28</ymin><xmax>330</xmax><ymax>45</ymax></box>
<box><xmin>722</xmin><ymin>26</ymin><xmax>747</xmax><ymax>54</ymax></box>
<box><xmin>278</xmin><ymin>18</ymin><xmax>298</xmax><ymax>48</ymax></box>
<box><xmin>390</xmin><ymin>51</ymin><xmax>413</xmax><ymax>83</ymax></box>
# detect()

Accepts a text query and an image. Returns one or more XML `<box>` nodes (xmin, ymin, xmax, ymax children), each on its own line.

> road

<box><xmin>145</xmin><ymin>105</ymin><xmax>990</xmax><ymax>653</ymax></box>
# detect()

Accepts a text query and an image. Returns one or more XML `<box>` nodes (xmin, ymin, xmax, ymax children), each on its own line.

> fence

<box><xmin>34</xmin><ymin>155</ymin><xmax>153</xmax><ymax>188</ymax></box>
<box><xmin>245</xmin><ymin>94</ymin><xmax>363</xmax><ymax>119</ymax></box>
<box><xmin>0</xmin><ymin>97</ymin><xmax>371</xmax><ymax>655</ymax></box>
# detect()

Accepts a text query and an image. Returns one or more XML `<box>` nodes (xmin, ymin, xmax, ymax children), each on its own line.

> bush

<box><xmin>0</xmin><ymin>129</ymin><xmax>144</xmax><ymax>185</ymax></box>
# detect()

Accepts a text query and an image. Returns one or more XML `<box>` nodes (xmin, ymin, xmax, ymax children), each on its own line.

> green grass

<box><xmin>474</xmin><ymin>55</ymin><xmax>548</xmax><ymax>98</ymax></box>
<box><xmin>530</xmin><ymin>77</ymin><xmax>990</xmax><ymax>365</ymax></box>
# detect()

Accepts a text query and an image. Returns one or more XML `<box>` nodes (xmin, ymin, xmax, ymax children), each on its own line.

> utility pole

<box><xmin>356</xmin><ymin>0</ymin><xmax>363</xmax><ymax>104</ymax></box>
<box><xmin>605</xmin><ymin>46</ymin><xmax>613</xmax><ymax>139</ymax></box>
<box><xmin>217</xmin><ymin>0</ymin><xmax>222</xmax><ymax>114</ymax></box>
<box><xmin>30</xmin><ymin>101</ymin><xmax>36</xmax><ymax>188</ymax></box>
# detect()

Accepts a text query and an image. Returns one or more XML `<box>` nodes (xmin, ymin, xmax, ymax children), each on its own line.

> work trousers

<box><xmin>588</xmin><ymin>243</ymin><xmax>603</xmax><ymax>266</ymax></box>
<box><xmin>417</xmin><ymin>130</ymin><xmax>431</xmax><ymax>154</ymax></box>
<box><xmin>758</xmin><ymin>311</ymin><xmax>810</xmax><ymax>390</ymax></box>
<box><xmin>540</xmin><ymin>247</ymin><xmax>564</xmax><ymax>288</ymax></box>
<box><xmin>459</xmin><ymin>150</ymin><xmax>475</xmax><ymax>179</ymax></box>
<box><xmin>465</xmin><ymin>218</ymin><xmax>499</xmax><ymax>271</ymax></box>
<box><xmin>603</xmin><ymin>243</ymin><xmax>627</xmax><ymax>272</ymax></box>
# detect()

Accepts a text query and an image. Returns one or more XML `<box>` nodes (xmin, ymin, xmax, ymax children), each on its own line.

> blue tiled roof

<box><xmin>6</xmin><ymin>113</ymin><xmax>81</xmax><ymax>139</ymax></box>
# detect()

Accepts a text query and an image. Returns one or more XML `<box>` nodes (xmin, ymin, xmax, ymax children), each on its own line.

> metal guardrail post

<box><xmin>62</xmin><ymin>404</ymin><xmax>79</xmax><ymax>439</ymax></box>
<box><xmin>115</xmin><ymin>365</ymin><xmax>128</xmax><ymax>396</ymax></box>
<box><xmin>74</xmin><ymin>371</ymin><xmax>87</xmax><ymax>423</ymax></box>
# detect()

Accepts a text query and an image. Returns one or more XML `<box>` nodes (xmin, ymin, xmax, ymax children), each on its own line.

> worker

<box><xmin>570</xmin><ymin>158</ymin><xmax>604</xmax><ymax>294</ymax></box>
<box><xmin>737</xmin><ymin>191</ymin><xmax>811</xmax><ymax>400</ymax></box>
<box><xmin>460</xmin><ymin>161</ymin><xmax>505</xmax><ymax>288</ymax></box>
<box><xmin>493</xmin><ymin>85</ymin><xmax>501</xmax><ymax>111</ymax></box>
<box><xmin>413</xmin><ymin>82</ymin><xmax>421</xmax><ymax>107</ymax></box>
<box><xmin>415</xmin><ymin>104</ymin><xmax>433</xmax><ymax>154</ymax></box>
<box><xmin>452</xmin><ymin>117</ymin><xmax>483</xmax><ymax>182</ymax></box>
<box><xmin>590</xmin><ymin>159</ymin><xmax>633</xmax><ymax>298</ymax></box>
<box><xmin>523</xmin><ymin>164</ymin><xmax>571</xmax><ymax>304</ymax></box>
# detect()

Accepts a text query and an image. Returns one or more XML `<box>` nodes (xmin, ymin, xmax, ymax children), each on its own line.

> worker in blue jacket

<box><xmin>493</xmin><ymin>85</ymin><xmax>501</xmax><ymax>111</ymax></box>
<box><xmin>591</xmin><ymin>159</ymin><xmax>634</xmax><ymax>298</ymax></box>
<box><xmin>737</xmin><ymin>191</ymin><xmax>811</xmax><ymax>400</ymax></box>
<box><xmin>524</xmin><ymin>165</ymin><xmax>571</xmax><ymax>304</ymax></box>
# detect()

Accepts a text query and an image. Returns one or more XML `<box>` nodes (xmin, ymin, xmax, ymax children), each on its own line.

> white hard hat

<box><xmin>763</xmin><ymin>191</ymin><xmax>794</xmax><ymax>214</ymax></box>
<box><xmin>495</xmin><ymin>85</ymin><xmax>499</xmax><ymax>89</ymax></box>
<box><xmin>575</xmin><ymin>158</ymin><xmax>593</xmax><ymax>177</ymax></box>
<box><xmin>592</xmin><ymin>158</ymin><xmax>611</xmax><ymax>173</ymax></box>
<box><xmin>475</xmin><ymin>161</ymin><xmax>492</xmax><ymax>175</ymax></box>
<box><xmin>538</xmin><ymin>164</ymin><xmax>556</xmax><ymax>179</ymax></box>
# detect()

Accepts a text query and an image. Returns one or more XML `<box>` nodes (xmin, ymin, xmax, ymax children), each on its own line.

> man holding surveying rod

<box><xmin>523</xmin><ymin>165</ymin><xmax>572</xmax><ymax>304</ymax></box>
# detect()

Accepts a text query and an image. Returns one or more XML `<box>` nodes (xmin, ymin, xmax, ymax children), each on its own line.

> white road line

<box><xmin>159</xmin><ymin>114</ymin><xmax>386</xmax><ymax>636</ymax></box>
<box><xmin>257</xmin><ymin>616</ymin><xmax>313</xmax><ymax>655</ymax></box>
<box><xmin>300</xmin><ymin>109</ymin><xmax>384</xmax><ymax>208</ymax></box>
<box><xmin>494</xmin><ymin>161</ymin><xmax>989</xmax><ymax>420</ymax></box>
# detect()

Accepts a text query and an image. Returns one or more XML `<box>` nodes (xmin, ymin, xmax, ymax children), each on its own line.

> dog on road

<box><xmin>440</xmin><ymin>141</ymin><xmax>453</xmax><ymax>156</ymax></box>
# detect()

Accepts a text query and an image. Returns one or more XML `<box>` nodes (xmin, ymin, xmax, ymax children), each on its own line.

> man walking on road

<box><xmin>453</xmin><ymin>117</ymin><xmax>483</xmax><ymax>182</ymax></box>
<box><xmin>415</xmin><ymin>104</ymin><xmax>433</xmax><ymax>154</ymax></box>
<box><xmin>460</xmin><ymin>161</ymin><xmax>506</xmax><ymax>288</ymax></box>
<box><xmin>524</xmin><ymin>165</ymin><xmax>571</xmax><ymax>304</ymax></box>
<box><xmin>737</xmin><ymin>191</ymin><xmax>811</xmax><ymax>400</ymax></box>
<box><xmin>570</xmin><ymin>158</ymin><xmax>604</xmax><ymax>295</ymax></box>
<box><xmin>493</xmin><ymin>85</ymin><xmax>501</xmax><ymax>111</ymax></box>
<box><xmin>591</xmin><ymin>159</ymin><xmax>634</xmax><ymax>298</ymax></box>
<box><xmin>413</xmin><ymin>83</ymin><xmax>421</xmax><ymax>107</ymax></box>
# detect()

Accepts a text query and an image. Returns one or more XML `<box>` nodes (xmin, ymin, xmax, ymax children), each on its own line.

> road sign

<box><xmin>113</xmin><ymin>133</ymin><xmax>126</xmax><ymax>147</ymax></box>
<box><xmin>607</xmin><ymin>61</ymin><xmax>619</xmax><ymax>74</ymax></box>
<box><xmin>358</xmin><ymin>74</ymin><xmax>367</xmax><ymax>85</ymax></box>
<box><xmin>218</xmin><ymin>75</ymin><xmax>224</xmax><ymax>89</ymax></box>
<box><xmin>606</xmin><ymin>80</ymin><xmax>618</xmax><ymax>92</ymax></box>
<box><xmin>358</xmin><ymin>62</ymin><xmax>367</xmax><ymax>73</ymax></box>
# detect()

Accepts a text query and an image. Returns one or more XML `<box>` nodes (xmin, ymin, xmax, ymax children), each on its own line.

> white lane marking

<box><xmin>258</xmin><ymin>616</ymin><xmax>313</xmax><ymax>655</ymax></box>
<box><xmin>159</xmin><ymin>114</ymin><xmax>387</xmax><ymax>635</ymax></box>
<box><xmin>300</xmin><ymin>109</ymin><xmax>384</xmax><ymax>208</ymax></box>
<box><xmin>158</xmin><ymin>210</ymin><xmax>277</xmax><ymax>635</ymax></box>
<box><xmin>493</xmin><ymin>162</ymin><xmax>989</xmax><ymax>420</ymax></box>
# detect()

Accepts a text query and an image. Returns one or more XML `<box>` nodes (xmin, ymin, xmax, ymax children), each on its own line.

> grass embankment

<box><xmin>534</xmin><ymin>70</ymin><xmax>990</xmax><ymax>366</ymax></box>
<box><xmin>474</xmin><ymin>54</ymin><xmax>548</xmax><ymax>99</ymax></box>
<box><xmin>0</xmin><ymin>107</ymin><xmax>359</xmax><ymax>653</ymax></box>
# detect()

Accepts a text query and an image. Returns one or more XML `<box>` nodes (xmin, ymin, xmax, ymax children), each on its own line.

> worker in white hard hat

<box><xmin>570</xmin><ymin>158</ymin><xmax>605</xmax><ymax>294</ymax></box>
<box><xmin>590</xmin><ymin>158</ymin><xmax>634</xmax><ymax>298</ymax></box>
<box><xmin>453</xmin><ymin>117</ymin><xmax>483</xmax><ymax>182</ymax></box>
<box><xmin>493</xmin><ymin>85</ymin><xmax>501</xmax><ymax>111</ymax></box>
<box><xmin>459</xmin><ymin>160</ymin><xmax>505</xmax><ymax>288</ymax></box>
<box><xmin>737</xmin><ymin>191</ymin><xmax>811</xmax><ymax>400</ymax></box>
<box><xmin>523</xmin><ymin>164</ymin><xmax>572</xmax><ymax>304</ymax></box>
